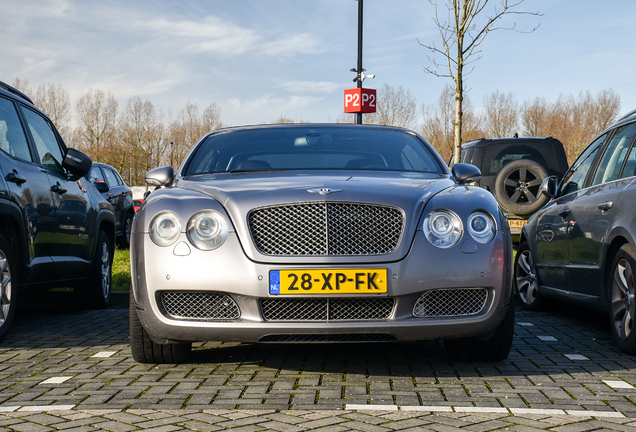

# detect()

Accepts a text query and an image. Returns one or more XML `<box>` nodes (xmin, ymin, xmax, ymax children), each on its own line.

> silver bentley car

<box><xmin>129</xmin><ymin>124</ymin><xmax>514</xmax><ymax>363</ymax></box>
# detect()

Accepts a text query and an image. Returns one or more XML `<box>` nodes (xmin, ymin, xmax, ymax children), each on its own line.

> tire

<box><xmin>129</xmin><ymin>291</ymin><xmax>191</xmax><ymax>363</ymax></box>
<box><xmin>609</xmin><ymin>244</ymin><xmax>636</xmax><ymax>355</ymax></box>
<box><xmin>514</xmin><ymin>241</ymin><xmax>545</xmax><ymax>311</ymax></box>
<box><xmin>444</xmin><ymin>304</ymin><xmax>515</xmax><ymax>362</ymax></box>
<box><xmin>494</xmin><ymin>159</ymin><xmax>549</xmax><ymax>216</ymax></box>
<box><xmin>84</xmin><ymin>230</ymin><xmax>112</xmax><ymax>309</ymax></box>
<box><xmin>117</xmin><ymin>212</ymin><xmax>133</xmax><ymax>249</ymax></box>
<box><xmin>0</xmin><ymin>234</ymin><xmax>17</xmax><ymax>343</ymax></box>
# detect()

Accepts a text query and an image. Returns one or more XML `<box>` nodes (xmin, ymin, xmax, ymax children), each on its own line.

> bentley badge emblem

<box><xmin>308</xmin><ymin>188</ymin><xmax>342</xmax><ymax>195</ymax></box>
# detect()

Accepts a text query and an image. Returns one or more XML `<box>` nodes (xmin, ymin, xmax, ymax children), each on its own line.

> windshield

<box><xmin>183</xmin><ymin>126</ymin><xmax>445</xmax><ymax>176</ymax></box>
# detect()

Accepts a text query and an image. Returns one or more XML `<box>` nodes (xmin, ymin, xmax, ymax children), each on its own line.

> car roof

<box><xmin>461</xmin><ymin>136</ymin><xmax>563</xmax><ymax>150</ymax></box>
<box><xmin>0</xmin><ymin>80</ymin><xmax>35</xmax><ymax>105</ymax></box>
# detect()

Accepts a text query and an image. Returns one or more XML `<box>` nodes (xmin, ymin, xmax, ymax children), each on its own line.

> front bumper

<box><xmin>131</xmin><ymin>229</ymin><xmax>513</xmax><ymax>344</ymax></box>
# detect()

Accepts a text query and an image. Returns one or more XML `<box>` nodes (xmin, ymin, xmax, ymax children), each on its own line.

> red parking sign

<box><xmin>344</xmin><ymin>88</ymin><xmax>376</xmax><ymax>113</ymax></box>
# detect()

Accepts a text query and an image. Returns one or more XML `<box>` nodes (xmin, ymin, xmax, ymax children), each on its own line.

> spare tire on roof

<box><xmin>494</xmin><ymin>159</ymin><xmax>549</xmax><ymax>216</ymax></box>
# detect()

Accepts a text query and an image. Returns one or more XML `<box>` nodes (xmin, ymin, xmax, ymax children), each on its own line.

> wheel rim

<box><xmin>0</xmin><ymin>249</ymin><xmax>11</xmax><ymax>325</ymax></box>
<box><xmin>516</xmin><ymin>249</ymin><xmax>539</xmax><ymax>305</ymax></box>
<box><xmin>612</xmin><ymin>257</ymin><xmax>635</xmax><ymax>341</ymax></box>
<box><xmin>504</xmin><ymin>168</ymin><xmax>543</xmax><ymax>205</ymax></box>
<box><xmin>100</xmin><ymin>242</ymin><xmax>111</xmax><ymax>299</ymax></box>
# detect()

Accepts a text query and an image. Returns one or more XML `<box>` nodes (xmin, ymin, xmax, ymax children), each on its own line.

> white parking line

<box><xmin>17</xmin><ymin>405</ymin><xmax>75</xmax><ymax>412</ymax></box>
<box><xmin>537</xmin><ymin>336</ymin><xmax>558</xmax><ymax>341</ymax></box>
<box><xmin>516</xmin><ymin>322</ymin><xmax>534</xmax><ymax>326</ymax></box>
<box><xmin>603</xmin><ymin>380</ymin><xmax>635</xmax><ymax>389</ymax></box>
<box><xmin>565</xmin><ymin>354</ymin><xmax>589</xmax><ymax>360</ymax></box>
<box><xmin>38</xmin><ymin>377</ymin><xmax>72</xmax><ymax>385</ymax></box>
<box><xmin>346</xmin><ymin>405</ymin><xmax>624</xmax><ymax>417</ymax></box>
<box><xmin>91</xmin><ymin>351</ymin><xmax>116</xmax><ymax>358</ymax></box>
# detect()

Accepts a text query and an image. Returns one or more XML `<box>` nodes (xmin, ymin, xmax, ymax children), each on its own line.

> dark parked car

<box><xmin>515</xmin><ymin>110</ymin><xmax>636</xmax><ymax>354</ymax></box>
<box><xmin>130</xmin><ymin>124</ymin><xmax>515</xmax><ymax>364</ymax></box>
<box><xmin>0</xmin><ymin>81</ymin><xmax>116</xmax><ymax>341</ymax></box>
<box><xmin>88</xmin><ymin>162</ymin><xmax>134</xmax><ymax>247</ymax></box>
<box><xmin>451</xmin><ymin>136</ymin><xmax>569</xmax><ymax>242</ymax></box>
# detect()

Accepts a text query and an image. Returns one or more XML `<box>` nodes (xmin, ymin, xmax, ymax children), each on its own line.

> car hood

<box><xmin>175</xmin><ymin>171</ymin><xmax>455</xmax><ymax>263</ymax></box>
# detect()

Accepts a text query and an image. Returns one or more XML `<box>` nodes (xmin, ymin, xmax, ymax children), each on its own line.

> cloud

<box><xmin>138</xmin><ymin>15</ymin><xmax>325</xmax><ymax>57</ymax></box>
<box><xmin>280</xmin><ymin>81</ymin><xmax>340</xmax><ymax>94</ymax></box>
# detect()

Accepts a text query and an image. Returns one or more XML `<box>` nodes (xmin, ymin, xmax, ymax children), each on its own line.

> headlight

<box><xmin>150</xmin><ymin>211</ymin><xmax>181</xmax><ymax>247</ymax></box>
<box><xmin>467</xmin><ymin>212</ymin><xmax>496</xmax><ymax>243</ymax></box>
<box><xmin>423</xmin><ymin>209</ymin><xmax>462</xmax><ymax>248</ymax></box>
<box><xmin>187</xmin><ymin>211</ymin><xmax>229</xmax><ymax>250</ymax></box>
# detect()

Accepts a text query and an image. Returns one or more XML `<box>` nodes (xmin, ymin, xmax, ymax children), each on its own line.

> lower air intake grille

<box><xmin>259</xmin><ymin>334</ymin><xmax>397</xmax><ymax>343</ymax></box>
<box><xmin>261</xmin><ymin>297</ymin><xmax>395</xmax><ymax>321</ymax></box>
<box><xmin>413</xmin><ymin>288</ymin><xmax>488</xmax><ymax>318</ymax></box>
<box><xmin>160</xmin><ymin>292</ymin><xmax>240</xmax><ymax>321</ymax></box>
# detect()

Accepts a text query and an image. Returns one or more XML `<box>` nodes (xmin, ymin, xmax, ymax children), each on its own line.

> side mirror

<box><xmin>539</xmin><ymin>176</ymin><xmax>558</xmax><ymax>199</ymax></box>
<box><xmin>94</xmin><ymin>182</ymin><xmax>109</xmax><ymax>193</ymax></box>
<box><xmin>451</xmin><ymin>163</ymin><xmax>481</xmax><ymax>185</ymax></box>
<box><xmin>63</xmin><ymin>148</ymin><xmax>92</xmax><ymax>179</ymax></box>
<box><xmin>145</xmin><ymin>166</ymin><xmax>174</xmax><ymax>187</ymax></box>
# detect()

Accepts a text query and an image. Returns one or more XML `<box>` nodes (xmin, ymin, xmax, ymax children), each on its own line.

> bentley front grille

<box><xmin>248</xmin><ymin>203</ymin><xmax>404</xmax><ymax>256</ymax></box>
<box><xmin>261</xmin><ymin>297</ymin><xmax>395</xmax><ymax>322</ymax></box>
<box><xmin>160</xmin><ymin>292</ymin><xmax>240</xmax><ymax>321</ymax></box>
<box><xmin>413</xmin><ymin>288</ymin><xmax>488</xmax><ymax>318</ymax></box>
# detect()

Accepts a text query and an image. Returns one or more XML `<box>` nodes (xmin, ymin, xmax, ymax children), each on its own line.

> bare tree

<box><xmin>272</xmin><ymin>115</ymin><xmax>296</xmax><ymax>124</ymax></box>
<box><xmin>34</xmin><ymin>84</ymin><xmax>72</xmax><ymax>140</ymax></box>
<box><xmin>421</xmin><ymin>84</ymin><xmax>481</xmax><ymax>161</ymax></box>
<box><xmin>10</xmin><ymin>78</ymin><xmax>31</xmax><ymax>97</ymax></box>
<box><xmin>482</xmin><ymin>90</ymin><xmax>518</xmax><ymax>137</ymax></box>
<box><xmin>74</xmin><ymin>88</ymin><xmax>118</xmax><ymax>163</ymax></box>
<box><xmin>419</xmin><ymin>0</ymin><xmax>540</xmax><ymax>162</ymax></box>
<box><xmin>168</xmin><ymin>102</ymin><xmax>223</xmax><ymax>168</ymax></box>
<box><xmin>520</xmin><ymin>96</ymin><xmax>549</xmax><ymax>136</ymax></box>
<box><xmin>365</xmin><ymin>84</ymin><xmax>419</xmax><ymax>129</ymax></box>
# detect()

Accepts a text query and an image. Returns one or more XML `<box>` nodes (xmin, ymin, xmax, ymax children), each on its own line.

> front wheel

<box><xmin>609</xmin><ymin>244</ymin><xmax>636</xmax><ymax>355</ymax></box>
<box><xmin>514</xmin><ymin>241</ymin><xmax>545</xmax><ymax>311</ymax></box>
<box><xmin>0</xmin><ymin>234</ymin><xmax>17</xmax><ymax>342</ymax></box>
<box><xmin>129</xmin><ymin>291</ymin><xmax>191</xmax><ymax>363</ymax></box>
<box><xmin>444</xmin><ymin>304</ymin><xmax>515</xmax><ymax>362</ymax></box>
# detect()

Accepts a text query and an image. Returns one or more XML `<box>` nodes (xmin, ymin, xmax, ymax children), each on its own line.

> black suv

<box><xmin>451</xmin><ymin>136</ymin><xmax>569</xmax><ymax>242</ymax></box>
<box><xmin>0</xmin><ymin>81</ymin><xmax>116</xmax><ymax>341</ymax></box>
<box><xmin>88</xmin><ymin>162</ymin><xmax>134</xmax><ymax>248</ymax></box>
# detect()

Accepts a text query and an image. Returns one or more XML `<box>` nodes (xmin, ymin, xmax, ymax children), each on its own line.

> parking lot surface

<box><xmin>0</xmin><ymin>292</ymin><xmax>636</xmax><ymax>431</ymax></box>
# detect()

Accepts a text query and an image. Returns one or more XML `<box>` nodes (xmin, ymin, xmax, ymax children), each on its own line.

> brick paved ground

<box><xmin>0</xmin><ymin>291</ymin><xmax>635</xmax><ymax>430</ymax></box>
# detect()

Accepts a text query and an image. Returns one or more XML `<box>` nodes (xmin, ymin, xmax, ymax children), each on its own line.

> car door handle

<box><xmin>51</xmin><ymin>184</ymin><xmax>67</xmax><ymax>194</ymax></box>
<box><xmin>6</xmin><ymin>171</ymin><xmax>27</xmax><ymax>184</ymax></box>
<box><xmin>558</xmin><ymin>208</ymin><xmax>570</xmax><ymax>218</ymax></box>
<box><xmin>598</xmin><ymin>201</ymin><xmax>613</xmax><ymax>212</ymax></box>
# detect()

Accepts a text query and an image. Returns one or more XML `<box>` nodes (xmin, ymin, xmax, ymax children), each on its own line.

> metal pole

<box><xmin>356</xmin><ymin>0</ymin><xmax>363</xmax><ymax>124</ymax></box>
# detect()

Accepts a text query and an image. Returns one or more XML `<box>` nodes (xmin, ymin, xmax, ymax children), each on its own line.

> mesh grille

<box><xmin>249</xmin><ymin>203</ymin><xmax>403</xmax><ymax>256</ymax></box>
<box><xmin>161</xmin><ymin>292</ymin><xmax>240</xmax><ymax>321</ymax></box>
<box><xmin>261</xmin><ymin>297</ymin><xmax>395</xmax><ymax>321</ymax></box>
<box><xmin>258</xmin><ymin>334</ymin><xmax>397</xmax><ymax>343</ymax></box>
<box><xmin>413</xmin><ymin>288</ymin><xmax>488</xmax><ymax>318</ymax></box>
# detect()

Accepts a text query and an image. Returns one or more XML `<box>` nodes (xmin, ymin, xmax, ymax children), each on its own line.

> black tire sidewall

<box><xmin>0</xmin><ymin>234</ymin><xmax>17</xmax><ymax>342</ymax></box>
<box><xmin>86</xmin><ymin>231</ymin><xmax>112</xmax><ymax>309</ymax></box>
<box><xmin>609</xmin><ymin>244</ymin><xmax>636</xmax><ymax>355</ymax></box>
<box><xmin>494</xmin><ymin>159</ymin><xmax>549</xmax><ymax>216</ymax></box>
<box><xmin>514</xmin><ymin>241</ymin><xmax>544</xmax><ymax>311</ymax></box>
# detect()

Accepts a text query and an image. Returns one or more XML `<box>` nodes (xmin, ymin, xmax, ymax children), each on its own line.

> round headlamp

<box><xmin>467</xmin><ymin>212</ymin><xmax>496</xmax><ymax>243</ymax></box>
<box><xmin>187</xmin><ymin>211</ymin><xmax>229</xmax><ymax>250</ymax></box>
<box><xmin>150</xmin><ymin>211</ymin><xmax>181</xmax><ymax>247</ymax></box>
<box><xmin>423</xmin><ymin>209</ymin><xmax>462</xmax><ymax>248</ymax></box>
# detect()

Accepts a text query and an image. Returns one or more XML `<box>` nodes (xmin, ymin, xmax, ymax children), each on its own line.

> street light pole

<box><xmin>356</xmin><ymin>0</ymin><xmax>363</xmax><ymax>125</ymax></box>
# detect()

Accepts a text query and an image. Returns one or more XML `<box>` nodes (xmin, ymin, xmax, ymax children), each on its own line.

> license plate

<box><xmin>269</xmin><ymin>269</ymin><xmax>388</xmax><ymax>295</ymax></box>
<box><xmin>508</xmin><ymin>219</ymin><xmax>527</xmax><ymax>228</ymax></box>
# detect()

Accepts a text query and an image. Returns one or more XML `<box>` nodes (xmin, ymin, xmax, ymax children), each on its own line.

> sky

<box><xmin>2</xmin><ymin>0</ymin><xmax>636</xmax><ymax>128</ymax></box>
